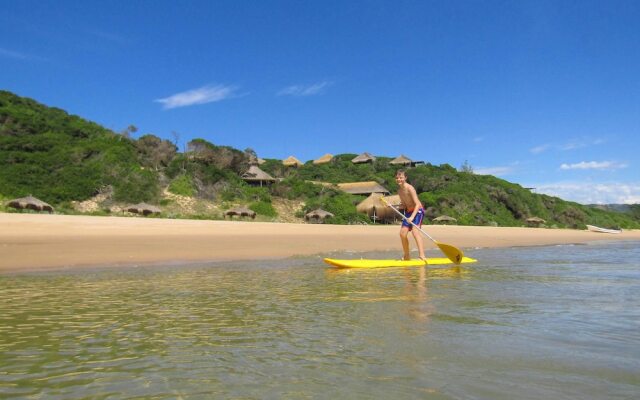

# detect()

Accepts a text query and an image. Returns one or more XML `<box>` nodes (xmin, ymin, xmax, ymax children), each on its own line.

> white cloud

<box><xmin>560</xmin><ymin>138</ymin><xmax>606</xmax><ymax>151</ymax></box>
<box><xmin>531</xmin><ymin>138</ymin><xmax>606</xmax><ymax>154</ymax></box>
<box><xmin>532</xmin><ymin>182</ymin><xmax>640</xmax><ymax>204</ymax></box>
<box><xmin>0</xmin><ymin>47</ymin><xmax>45</xmax><ymax>61</ymax></box>
<box><xmin>560</xmin><ymin>161</ymin><xmax>627</xmax><ymax>170</ymax></box>
<box><xmin>278</xmin><ymin>81</ymin><xmax>332</xmax><ymax>97</ymax></box>
<box><xmin>530</xmin><ymin>144</ymin><xmax>550</xmax><ymax>154</ymax></box>
<box><xmin>0</xmin><ymin>47</ymin><xmax>27</xmax><ymax>59</ymax></box>
<box><xmin>155</xmin><ymin>84</ymin><xmax>237</xmax><ymax>109</ymax></box>
<box><xmin>474</xmin><ymin>166</ymin><xmax>514</xmax><ymax>176</ymax></box>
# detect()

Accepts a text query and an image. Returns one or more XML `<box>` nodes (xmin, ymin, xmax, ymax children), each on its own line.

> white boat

<box><xmin>586</xmin><ymin>224</ymin><xmax>622</xmax><ymax>234</ymax></box>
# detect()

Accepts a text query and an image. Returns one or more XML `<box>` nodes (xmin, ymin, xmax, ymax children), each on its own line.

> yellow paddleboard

<box><xmin>324</xmin><ymin>257</ymin><xmax>477</xmax><ymax>268</ymax></box>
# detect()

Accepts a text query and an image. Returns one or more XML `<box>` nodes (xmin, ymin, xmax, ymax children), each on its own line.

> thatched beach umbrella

<box><xmin>7</xmin><ymin>195</ymin><xmax>54</xmax><ymax>213</ymax></box>
<box><xmin>225</xmin><ymin>206</ymin><xmax>256</xmax><ymax>219</ymax></box>
<box><xmin>305</xmin><ymin>208</ymin><xmax>334</xmax><ymax>223</ymax></box>
<box><xmin>127</xmin><ymin>203</ymin><xmax>161</xmax><ymax>216</ymax></box>
<box><xmin>526</xmin><ymin>216</ymin><xmax>546</xmax><ymax>226</ymax></box>
<box><xmin>433</xmin><ymin>215</ymin><xmax>457</xmax><ymax>224</ymax></box>
<box><xmin>356</xmin><ymin>193</ymin><xmax>401</xmax><ymax>222</ymax></box>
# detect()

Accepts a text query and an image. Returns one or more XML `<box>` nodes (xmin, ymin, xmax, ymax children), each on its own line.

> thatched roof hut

<box><xmin>305</xmin><ymin>208</ymin><xmax>334</xmax><ymax>223</ymax></box>
<box><xmin>352</xmin><ymin>152</ymin><xmax>376</xmax><ymax>164</ymax></box>
<box><xmin>241</xmin><ymin>165</ymin><xmax>276</xmax><ymax>186</ymax></box>
<box><xmin>283</xmin><ymin>156</ymin><xmax>303</xmax><ymax>167</ymax></box>
<box><xmin>127</xmin><ymin>203</ymin><xmax>161</xmax><ymax>216</ymax></box>
<box><xmin>390</xmin><ymin>154</ymin><xmax>413</xmax><ymax>166</ymax></box>
<box><xmin>313</xmin><ymin>153</ymin><xmax>334</xmax><ymax>165</ymax></box>
<box><xmin>356</xmin><ymin>194</ymin><xmax>402</xmax><ymax>222</ymax></box>
<box><xmin>433</xmin><ymin>215</ymin><xmax>457</xmax><ymax>224</ymax></box>
<box><xmin>526</xmin><ymin>217</ymin><xmax>546</xmax><ymax>226</ymax></box>
<box><xmin>337</xmin><ymin>181</ymin><xmax>390</xmax><ymax>195</ymax></box>
<box><xmin>225</xmin><ymin>206</ymin><xmax>256</xmax><ymax>219</ymax></box>
<box><xmin>7</xmin><ymin>195</ymin><xmax>54</xmax><ymax>213</ymax></box>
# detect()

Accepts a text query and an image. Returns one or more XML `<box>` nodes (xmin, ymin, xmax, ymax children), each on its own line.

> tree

<box><xmin>460</xmin><ymin>160</ymin><xmax>474</xmax><ymax>174</ymax></box>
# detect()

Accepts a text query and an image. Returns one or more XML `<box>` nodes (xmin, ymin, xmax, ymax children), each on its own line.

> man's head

<box><xmin>395</xmin><ymin>169</ymin><xmax>407</xmax><ymax>185</ymax></box>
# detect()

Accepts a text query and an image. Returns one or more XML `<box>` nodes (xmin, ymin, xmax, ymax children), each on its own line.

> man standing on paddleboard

<box><xmin>395</xmin><ymin>170</ymin><xmax>427</xmax><ymax>261</ymax></box>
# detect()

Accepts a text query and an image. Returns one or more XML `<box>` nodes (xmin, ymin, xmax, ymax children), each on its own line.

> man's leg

<box><xmin>400</xmin><ymin>227</ymin><xmax>411</xmax><ymax>260</ymax></box>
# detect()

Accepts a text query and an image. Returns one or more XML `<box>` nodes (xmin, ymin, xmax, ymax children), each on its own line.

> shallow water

<box><xmin>1</xmin><ymin>241</ymin><xmax>639</xmax><ymax>399</ymax></box>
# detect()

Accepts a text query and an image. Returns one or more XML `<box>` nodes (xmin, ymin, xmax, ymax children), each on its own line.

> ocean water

<box><xmin>1</xmin><ymin>241</ymin><xmax>639</xmax><ymax>399</ymax></box>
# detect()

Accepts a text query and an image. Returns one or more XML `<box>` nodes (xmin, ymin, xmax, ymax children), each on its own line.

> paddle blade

<box><xmin>436</xmin><ymin>241</ymin><xmax>464</xmax><ymax>264</ymax></box>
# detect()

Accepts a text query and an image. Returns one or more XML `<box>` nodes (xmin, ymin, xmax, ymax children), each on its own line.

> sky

<box><xmin>2</xmin><ymin>0</ymin><xmax>639</xmax><ymax>204</ymax></box>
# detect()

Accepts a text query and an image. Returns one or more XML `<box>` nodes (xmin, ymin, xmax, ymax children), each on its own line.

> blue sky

<box><xmin>2</xmin><ymin>0</ymin><xmax>639</xmax><ymax>204</ymax></box>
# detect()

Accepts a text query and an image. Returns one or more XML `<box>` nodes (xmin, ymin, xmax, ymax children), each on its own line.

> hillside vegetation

<box><xmin>1</xmin><ymin>90</ymin><xmax>638</xmax><ymax>229</ymax></box>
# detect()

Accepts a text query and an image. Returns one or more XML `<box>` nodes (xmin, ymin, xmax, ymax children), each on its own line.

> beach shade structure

<box><xmin>526</xmin><ymin>217</ymin><xmax>546</xmax><ymax>226</ymax></box>
<box><xmin>337</xmin><ymin>181</ymin><xmax>390</xmax><ymax>195</ymax></box>
<box><xmin>225</xmin><ymin>206</ymin><xmax>256</xmax><ymax>219</ymax></box>
<box><xmin>305</xmin><ymin>208</ymin><xmax>334</xmax><ymax>223</ymax></box>
<box><xmin>283</xmin><ymin>156</ymin><xmax>303</xmax><ymax>167</ymax></box>
<box><xmin>7</xmin><ymin>195</ymin><xmax>54</xmax><ymax>213</ymax></box>
<box><xmin>356</xmin><ymin>193</ymin><xmax>402</xmax><ymax>223</ymax></box>
<box><xmin>390</xmin><ymin>154</ymin><xmax>413</xmax><ymax>166</ymax></box>
<box><xmin>127</xmin><ymin>203</ymin><xmax>161</xmax><ymax>216</ymax></box>
<box><xmin>432</xmin><ymin>215</ymin><xmax>457</xmax><ymax>224</ymax></box>
<box><xmin>241</xmin><ymin>165</ymin><xmax>276</xmax><ymax>187</ymax></box>
<box><xmin>313</xmin><ymin>153</ymin><xmax>334</xmax><ymax>165</ymax></box>
<box><xmin>351</xmin><ymin>152</ymin><xmax>376</xmax><ymax>164</ymax></box>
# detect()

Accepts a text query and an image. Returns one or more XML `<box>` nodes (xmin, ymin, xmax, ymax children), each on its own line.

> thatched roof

<box><xmin>337</xmin><ymin>181</ymin><xmax>390</xmax><ymax>195</ymax></box>
<box><xmin>225</xmin><ymin>206</ymin><xmax>256</xmax><ymax>219</ymax></box>
<box><xmin>127</xmin><ymin>203</ymin><xmax>161</xmax><ymax>215</ymax></box>
<box><xmin>390</xmin><ymin>154</ymin><xmax>413</xmax><ymax>165</ymax></box>
<box><xmin>305</xmin><ymin>208</ymin><xmax>334</xmax><ymax>223</ymax></box>
<box><xmin>7</xmin><ymin>195</ymin><xmax>54</xmax><ymax>213</ymax></box>
<box><xmin>352</xmin><ymin>152</ymin><xmax>376</xmax><ymax>164</ymax></box>
<box><xmin>356</xmin><ymin>194</ymin><xmax>402</xmax><ymax>221</ymax></box>
<box><xmin>283</xmin><ymin>156</ymin><xmax>303</xmax><ymax>167</ymax></box>
<box><xmin>526</xmin><ymin>217</ymin><xmax>546</xmax><ymax>224</ymax></box>
<box><xmin>433</xmin><ymin>215</ymin><xmax>457</xmax><ymax>223</ymax></box>
<box><xmin>241</xmin><ymin>165</ymin><xmax>276</xmax><ymax>182</ymax></box>
<box><xmin>313</xmin><ymin>153</ymin><xmax>334</xmax><ymax>165</ymax></box>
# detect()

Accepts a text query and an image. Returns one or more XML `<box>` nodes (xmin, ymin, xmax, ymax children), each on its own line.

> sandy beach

<box><xmin>1</xmin><ymin>213</ymin><xmax>639</xmax><ymax>273</ymax></box>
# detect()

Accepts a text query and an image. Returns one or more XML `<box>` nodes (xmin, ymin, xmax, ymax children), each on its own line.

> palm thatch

<box><xmin>356</xmin><ymin>193</ymin><xmax>402</xmax><ymax>222</ymax></box>
<box><xmin>283</xmin><ymin>156</ymin><xmax>303</xmax><ymax>167</ymax></box>
<box><xmin>390</xmin><ymin>154</ymin><xmax>413</xmax><ymax>166</ymax></box>
<box><xmin>7</xmin><ymin>195</ymin><xmax>54</xmax><ymax>213</ymax></box>
<box><xmin>241</xmin><ymin>165</ymin><xmax>276</xmax><ymax>186</ymax></box>
<box><xmin>305</xmin><ymin>208</ymin><xmax>334</xmax><ymax>223</ymax></box>
<box><xmin>313</xmin><ymin>153</ymin><xmax>334</xmax><ymax>165</ymax></box>
<box><xmin>351</xmin><ymin>152</ymin><xmax>376</xmax><ymax>164</ymax></box>
<box><xmin>337</xmin><ymin>181</ymin><xmax>390</xmax><ymax>195</ymax></box>
<box><xmin>432</xmin><ymin>215</ymin><xmax>457</xmax><ymax>224</ymax></box>
<box><xmin>127</xmin><ymin>203</ymin><xmax>161</xmax><ymax>216</ymax></box>
<box><xmin>225</xmin><ymin>206</ymin><xmax>256</xmax><ymax>219</ymax></box>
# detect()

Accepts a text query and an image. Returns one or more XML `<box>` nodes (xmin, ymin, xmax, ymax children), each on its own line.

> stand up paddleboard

<box><xmin>324</xmin><ymin>257</ymin><xmax>477</xmax><ymax>269</ymax></box>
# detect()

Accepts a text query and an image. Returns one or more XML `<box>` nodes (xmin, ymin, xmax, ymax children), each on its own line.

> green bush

<box><xmin>249</xmin><ymin>201</ymin><xmax>277</xmax><ymax>217</ymax></box>
<box><xmin>168</xmin><ymin>174</ymin><xmax>196</xmax><ymax>197</ymax></box>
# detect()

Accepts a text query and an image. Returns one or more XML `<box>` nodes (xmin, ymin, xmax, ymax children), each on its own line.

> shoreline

<box><xmin>2</xmin><ymin>213</ymin><xmax>640</xmax><ymax>274</ymax></box>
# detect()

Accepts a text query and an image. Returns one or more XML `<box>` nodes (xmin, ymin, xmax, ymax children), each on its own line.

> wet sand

<box><xmin>1</xmin><ymin>213</ymin><xmax>639</xmax><ymax>273</ymax></box>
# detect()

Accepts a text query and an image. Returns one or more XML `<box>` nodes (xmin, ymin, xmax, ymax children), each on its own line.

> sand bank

<box><xmin>1</xmin><ymin>213</ymin><xmax>639</xmax><ymax>273</ymax></box>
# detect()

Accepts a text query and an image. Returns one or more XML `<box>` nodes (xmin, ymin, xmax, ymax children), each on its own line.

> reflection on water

<box><xmin>1</xmin><ymin>242</ymin><xmax>639</xmax><ymax>399</ymax></box>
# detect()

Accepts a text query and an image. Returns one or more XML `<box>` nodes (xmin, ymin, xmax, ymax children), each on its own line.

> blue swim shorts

<box><xmin>401</xmin><ymin>208</ymin><xmax>425</xmax><ymax>230</ymax></box>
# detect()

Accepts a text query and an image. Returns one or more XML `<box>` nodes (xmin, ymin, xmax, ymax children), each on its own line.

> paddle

<box><xmin>380</xmin><ymin>196</ymin><xmax>464</xmax><ymax>264</ymax></box>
